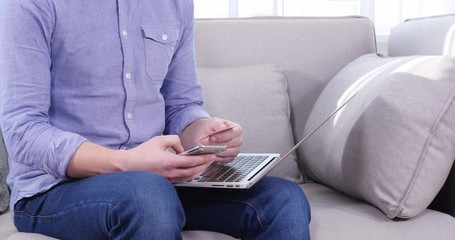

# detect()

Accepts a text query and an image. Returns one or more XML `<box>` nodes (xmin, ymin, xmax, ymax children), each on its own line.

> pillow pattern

<box><xmin>301</xmin><ymin>54</ymin><xmax>455</xmax><ymax>219</ymax></box>
<box><xmin>197</xmin><ymin>64</ymin><xmax>302</xmax><ymax>183</ymax></box>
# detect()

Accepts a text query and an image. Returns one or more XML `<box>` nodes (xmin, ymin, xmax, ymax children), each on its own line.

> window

<box><xmin>194</xmin><ymin>0</ymin><xmax>455</xmax><ymax>35</ymax></box>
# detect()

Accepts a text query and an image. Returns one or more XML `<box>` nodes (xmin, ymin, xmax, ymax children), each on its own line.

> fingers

<box><xmin>207</xmin><ymin>117</ymin><xmax>230</xmax><ymax>131</ymax></box>
<box><xmin>166</xmin><ymin>154</ymin><xmax>215</xmax><ymax>182</ymax></box>
<box><xmin>198</xmin><ymin>119</ymin><xmax>242</xmax><ymax>163</ymax></box>
<box><xmin>197</xmin><ymin>118</ymin><xmax>233</xmax><ymax>143</ymax></box>
<box><xmin>208</xmin><ymin>121</ymin><xmax>242</xmax><ymax>144</ymax></box>
<box><xmin>209</xmin><ymin>121</ymin><xmax>242</xmax><ymax>160</ymax></box>
<box><xmin>213</xmin><ymin>145</ymin><xmax>241</xmax><ymax>163</ymax></box>
<box><xmin>214</xmin><ymin>155</ymin><xmax>236</xmax><ymax>163</ymax></box>
<box><xmin>173</xmin><ymin>160</ymin><xmax>214</xmax><ymax>182</ymax></box>
<box><xmin>162</xmin><ymin>135</ymin><xmax>185</xmax><ymax>153</ymax></box>
<box><xmin>176</xmin><ymin>154</ymin><xmax>215</xmax><ymax>168</ymax></box>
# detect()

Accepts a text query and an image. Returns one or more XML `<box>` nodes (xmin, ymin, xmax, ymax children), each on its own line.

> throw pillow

<box><xmin>197</xmin><ymin>64</ymin><xmax>302</xmax><ymax>183</ymax></box>
<box><xmin>301</xmin><ymin>53</ymin><xmax>455</xmax><ymax>219</ymax></box>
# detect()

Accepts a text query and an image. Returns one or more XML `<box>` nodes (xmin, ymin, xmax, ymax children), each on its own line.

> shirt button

<box><xmin>161</xmin><ymin>33</ymin><xmax>168</xmax><ymax>41</ymax></box>
<box><xmin>125</xmin><ymin>73</ymin><xmax>132</xmax><ymax>79</ymax></box>
<box><xmin>122</xmin><ymin>30</ymin><xmax>128</xmax><ymax>37</ymax></box>
<box><xmin>126</xmin><ymin>113</ymin><xmax>133</xmax><ymax>119</ymax></box>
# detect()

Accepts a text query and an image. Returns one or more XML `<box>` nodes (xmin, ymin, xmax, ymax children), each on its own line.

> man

<box><xmin>0</xmin><ymin>0</ymin><xmax>311</xmax><ymax>239</ymax></box>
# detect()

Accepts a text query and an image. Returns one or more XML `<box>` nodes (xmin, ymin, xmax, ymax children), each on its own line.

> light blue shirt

<box><xmin>0</xmin><ymin>0</ymin><xmax>209</xmax><ymax>211</ymax></box>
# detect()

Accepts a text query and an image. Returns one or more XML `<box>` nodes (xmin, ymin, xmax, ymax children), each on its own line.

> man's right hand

<box><xmin>124</xmin><ymin>135</ymin><xmax>215</xmax><ymax>182</ymax></box>
<box><xmin>67</xmin><ymin>135</ymin><xmax>215</xmax><ymax>182</ymax></box>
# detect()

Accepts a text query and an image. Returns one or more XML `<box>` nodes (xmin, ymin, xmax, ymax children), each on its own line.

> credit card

<box><xmin>198</xmin><ymin>126</ymin><xmax>234</xmax><ymax>141</ymax></box>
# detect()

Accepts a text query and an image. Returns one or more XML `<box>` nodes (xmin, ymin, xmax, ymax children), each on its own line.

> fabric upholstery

<box><xmin>0</xmin><ymin>131</ymin><xmax>9</xmax><ymax>214</ymax></box>
<box><xmin>388</xmin><ymin>13</ymin><xmax>455</xmax><ymax>217</ymax></box>
<box><xmin>194</xmin><ymin>17</ymin><xmax>376</xmax><ymax>177</ymax></box>
<box><xmin>301</xmin><ymin>53</ymin><xmax>455</xmax><ymax>219</ymax></box>
<box><xmin>388</xmin><ymin>14</ymin><xmax>455</xmax><ymax>56</ymax></box>
<box><xmin>301</xmin><ymin>183</ymin><xmax>455</xmax><ymax>240</ymax></box>
<box><xmin>197</xmin><ymin>64</ymin><xmax>301</xmax><ymax>182</ymax></box>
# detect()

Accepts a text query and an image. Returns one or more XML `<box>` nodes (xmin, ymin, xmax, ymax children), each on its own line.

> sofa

<box><xmin>1</xmin><ymin>15</ymin><xmax>455</xmax><ymax>239</ymax></box>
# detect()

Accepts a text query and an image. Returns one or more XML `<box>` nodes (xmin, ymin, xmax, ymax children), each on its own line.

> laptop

<box><xmin>174</xmin><ymin>92</ymin><xmax>358</xmax><ymax>189</ymax></box>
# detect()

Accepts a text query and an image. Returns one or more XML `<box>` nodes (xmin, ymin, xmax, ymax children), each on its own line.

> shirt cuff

<box><xmin>45</xmin><ymin>132</ymin><xmax>87</xmax><ymax>179</ymax></box>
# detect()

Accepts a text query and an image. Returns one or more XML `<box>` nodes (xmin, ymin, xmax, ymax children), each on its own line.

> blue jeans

<box><xmin>13</xmin><ymin>172</ymin><xmax>311</xmax><ymax>240</ymax></box>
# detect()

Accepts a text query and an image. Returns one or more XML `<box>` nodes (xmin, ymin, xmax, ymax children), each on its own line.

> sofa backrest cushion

<box><xmin>388</xmin><ymin>14</ymin><xmax>455</xmax><ymax>57</ymax></box>
<box><xmin>197</xmin><ymin>64</ymin><xmax>302</xmax><ymax>183</ymax></box>
<box><xmin>194</xmin><ymin>17</ymin><xmax>377</xmax><ymax>175</ymax></box>
<box><xmin>301</xmin><ymin>53</ymin><xmax>455</xmax><ymax>219</ymax></box>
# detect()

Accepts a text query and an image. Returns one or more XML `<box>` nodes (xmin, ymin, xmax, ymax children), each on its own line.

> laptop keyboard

<box><xmin>195</xmin><ymin>155</ymin><xmax>269</xmax><ymax>183</ymax></box>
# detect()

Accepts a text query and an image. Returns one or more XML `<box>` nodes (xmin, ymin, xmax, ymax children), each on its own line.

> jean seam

<box><xmin>14</xmin><ymin>200</ymin><xmax>118</xmax><ymax>219</ymax></box>
<box><xmin>15</xmin><ymin>200</ymin><xmax>126</xmax><ymax>239</ymax></box>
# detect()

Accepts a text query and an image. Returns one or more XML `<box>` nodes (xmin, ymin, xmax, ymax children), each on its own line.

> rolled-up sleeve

<box><xmin>0</xmin><ymin>0</ymin><xmax>86</xmax><ymax>179</ymax></box>
<box><xmin>162</xmin><ymin>0</ymin><xmax>210</xmax><ymax>135</ymax></box>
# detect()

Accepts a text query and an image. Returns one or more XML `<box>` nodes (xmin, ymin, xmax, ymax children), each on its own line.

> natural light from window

<box><xmin>334</xmin><ymin>59</ymin><xmax>405</xmax><ymax>125</ymax></box>
<box><xmin>444</xmin><ymin>23</ymin><xmax>455</xmax><ymax>55</ymax></box>
<box><xmin>194</xmin><ymin>0</ymin><xmax>455</xmax><ymax>35</ymax></box>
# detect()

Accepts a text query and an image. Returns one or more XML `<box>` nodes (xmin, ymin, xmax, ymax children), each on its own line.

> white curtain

<box><xmin>194</xmin><ymin>0</ymin><xmax>455</xmax><ymax>35</ymax></box>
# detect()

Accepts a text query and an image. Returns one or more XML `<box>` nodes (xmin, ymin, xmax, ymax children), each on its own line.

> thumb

<box><xmin>162</xmin><ymin>135</ymin><xmax>184</xmax><ymax>153</ymax></box>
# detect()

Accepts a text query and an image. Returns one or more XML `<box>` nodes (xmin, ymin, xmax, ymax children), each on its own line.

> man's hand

<box><xmin>124</xmin><ymin>135</ymin><xmax>215</xmax><ymax>182</ymax></box>
<box><xmin>67</xmin><ymin>135</ymin><xmax>215</xmax><ymax>182</ymax></box>
<box><xmin>180</xmin><ymin>118</ymin><xmax>243</xmax><ymax>163</ymax></box>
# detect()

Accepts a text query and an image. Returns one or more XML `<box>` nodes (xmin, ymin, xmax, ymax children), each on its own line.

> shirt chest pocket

<box><xmin>142</xmin><ymin>26</ymin><xmax>180</xmax><ymax>81</ymax></box>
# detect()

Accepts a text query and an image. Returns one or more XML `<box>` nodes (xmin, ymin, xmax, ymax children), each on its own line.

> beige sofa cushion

<box><xmin>197</xmin><ymin>64</ymin><xmax>302</xmax><ymax>183</ymax></box>
<box><xmin>194</xmin><ymin>17</ymin><xmax>377</xmax><ymax>176</ymax></box>
<box><xmin>388</xmin><ymin>14</ymin><xmax>455</xmax><ymax>57</ymax></box>
<box><xmin>301</xmin><ymin>54</ymin><xmax>455</xmax><ymax>219</ymax></box>
<box><xmin>302</xmin><ymin>182</ymin><xmax>455</xmax><ymax>240</ymax></box>
<box><xmin>0</xmin><ymin>131</ymin><xmax>9</xmax><ymax>214</ymax></box>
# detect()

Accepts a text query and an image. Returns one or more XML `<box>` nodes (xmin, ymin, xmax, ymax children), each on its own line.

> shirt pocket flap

<box><xmin>141</xmin><ymin>26</ymin><xmax>180</xmax><ymax>44</ymax></box>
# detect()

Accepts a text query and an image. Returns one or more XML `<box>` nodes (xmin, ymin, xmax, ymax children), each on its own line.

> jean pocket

<box><xmin>141</xmin><ymin>26</ymin><xmax>180</xmax><ymax>81</ymax></box>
